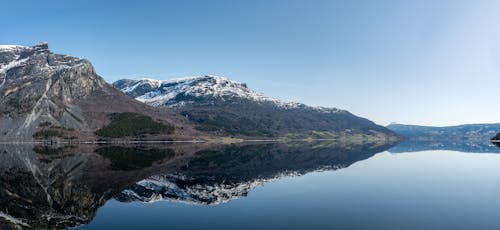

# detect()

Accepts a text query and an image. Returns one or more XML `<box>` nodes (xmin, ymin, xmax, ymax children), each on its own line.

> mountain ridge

<box><xmin>114</xmin><ymin>75</ymin><xmax>400</xmax><ymax>141</ymax></box>
<box><xmin>113</xmin><ymin>75</ymin><xmax>343</xmax><ymax>113</ymax></box>
<box><xmin>386</xmin><ymin>123</ymin><xmax>500</xmax><ymax>145</ymax></box>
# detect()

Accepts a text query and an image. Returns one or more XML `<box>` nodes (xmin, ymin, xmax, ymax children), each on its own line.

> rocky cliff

<box><xmin>0</xmin><ymin>43</ymin><xmax>189</xmax><ymax>140</ymax></box>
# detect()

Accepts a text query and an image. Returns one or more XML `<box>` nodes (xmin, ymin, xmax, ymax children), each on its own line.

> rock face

<box><xmin>114</xmin><ymin>76</ymin><xmax>400</xmax><ymax>140</ymax></box>
<box><xmin>0</xmin><ymin>43</ymin><xmax>183</xmax><ymax>140</ymax></box>
<box><xmin>0</xmin><ymin>43</ymin><xmax>99</xmax><ymax>138</ymax></box>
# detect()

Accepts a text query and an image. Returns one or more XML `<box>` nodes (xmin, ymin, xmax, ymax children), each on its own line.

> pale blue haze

<box><xmin>1</xmin><ymin>0</ymin><xmax>499</xmax><ymax>126</ymax></box>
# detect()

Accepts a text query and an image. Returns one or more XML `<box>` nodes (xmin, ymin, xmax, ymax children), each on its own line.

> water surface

<box><xmin>1</xmin><ymin>141</ymin><xmax>500</xmax><ymax>229</ymax></box>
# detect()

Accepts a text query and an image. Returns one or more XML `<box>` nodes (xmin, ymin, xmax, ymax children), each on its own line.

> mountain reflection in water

<box><xmin>0</xmin><ymin>141</ymin><xmax>395</xmax><ymax>229</ymax></box>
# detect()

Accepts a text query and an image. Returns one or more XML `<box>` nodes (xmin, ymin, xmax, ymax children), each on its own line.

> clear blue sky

<box><xmin>1</xmin><ymin>0</ymin><xmax>500</xmax><ymax>126</ymax></box>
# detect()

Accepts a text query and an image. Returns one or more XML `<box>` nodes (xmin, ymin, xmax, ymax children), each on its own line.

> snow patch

<box><xmin>118</xmin><ymin>75</ymin><xmax>343</xmax><ymax>113</ymax></box>
<box><xmin>0</xmin><ymin>58</ymin><xmax>29</xmax><ymax>75</ymax></box>
<box><xmin>0</xmin><ymin>57</ymin><xmax>29</xmax><ymax>89</ymax></box>
<box><xmin>0</xmin><ymin>45</ymin><xmax>25</xmax><ymax>50</ymax></box>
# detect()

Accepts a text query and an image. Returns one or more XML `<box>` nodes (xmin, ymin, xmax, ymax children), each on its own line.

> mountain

<box><xmin>0</xmin><ymin>43</ymin><xmax>194</xmax><ymax>141</ymax></box>
<box><xmin>114</xmin><ymin>76</ymin><xmax>400</xmax><ymax>141</ymax></box>
<box><xmin>387</xmin><ymin>123</ymin><xmax>500</xmax><ymax>142</ymax></box>
<box><xmin>386</xmin><ymin>123</ymin><xmax>500</xmax><ymax>153</ymax></box>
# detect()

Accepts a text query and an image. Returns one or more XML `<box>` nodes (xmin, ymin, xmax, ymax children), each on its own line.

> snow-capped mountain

<box><xmin>115</xmin><ymin>75</ymin><xmax>278</xmax><ymax>106</ymax></box>
<box><xmin>114</xmin><ymin>75</ymin><xmax>340</xmax><ymax>113</ymax></box>
<box><xmin>114</xmin><ymin>76</ymin><xmax>400</xmax><ymax>139</ymax></box>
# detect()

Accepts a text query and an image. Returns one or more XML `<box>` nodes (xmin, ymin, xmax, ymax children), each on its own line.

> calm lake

<box><xmin>1</xmin><ymin>141</ymin><xmax>500</xmax><ymax>229</ymax></box>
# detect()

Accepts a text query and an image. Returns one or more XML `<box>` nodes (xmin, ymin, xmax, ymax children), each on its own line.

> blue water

<box><xmin>80</xmin><ymin>150</ymin><xmax>500</xmax><ymax>230</ymax></box>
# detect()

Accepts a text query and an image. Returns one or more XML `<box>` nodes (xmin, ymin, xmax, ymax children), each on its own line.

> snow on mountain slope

<box><xmin>114</xmin><ymin>75</ymin><xmax>343</xmax><ymax>113</ymax></box>
<box><xmin>112</xmin><ymin>75</ymin><xmax>403</xmax><ymax>139</ymax></box>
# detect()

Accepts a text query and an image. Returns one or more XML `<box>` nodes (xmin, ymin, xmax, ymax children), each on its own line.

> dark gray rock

<box><xmin>0</xmin><ymin>43</ymin><xmax>183</xmax><ymax>140</ymax></box>
<box><xmin>0</xmin><ymin>43</ymin><xmax>104</xmax><ymax>138</ymax></box>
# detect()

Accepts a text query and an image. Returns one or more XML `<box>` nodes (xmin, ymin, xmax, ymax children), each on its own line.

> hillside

<box><xmin>114</xmin><ymin>76</ymin><xmax>400</xmax><ymax>142</ymax></box>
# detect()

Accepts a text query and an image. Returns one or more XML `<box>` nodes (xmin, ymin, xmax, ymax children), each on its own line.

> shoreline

<box><xmin>0</xmin><ymin>138</ymin><xmax>375</xmax><ymax>145</ymax></box>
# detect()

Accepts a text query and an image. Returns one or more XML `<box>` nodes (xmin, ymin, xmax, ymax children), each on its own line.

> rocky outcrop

<box><xmin>0</xmin><ymin>43</ymin><xmax>187</xmax><ymax>140</ymax></box>
<box><xmin>0</xmin><ymin>43</ymin><xmax>102</xmax><ymax>138</ymax></box>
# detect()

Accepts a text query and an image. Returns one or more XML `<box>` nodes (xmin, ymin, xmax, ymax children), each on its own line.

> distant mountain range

<box><xmin>114</xmin><ymin>76</ymin><xmax>399</xmax><ymax>141</ymax></box>
<box><xmin>387</xmin><ymin>123</ymin><xmax>500</xmax><ymax>153</ymax></box>
<box><xmin>387</xmin><ymin>123</ymin><xmax>500</xmax><ymax>142</ymax></box>
<box><xmin>0</xmin><ymin>43</ymin><xmax>398</xmax><ymax>142</ymax></box>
